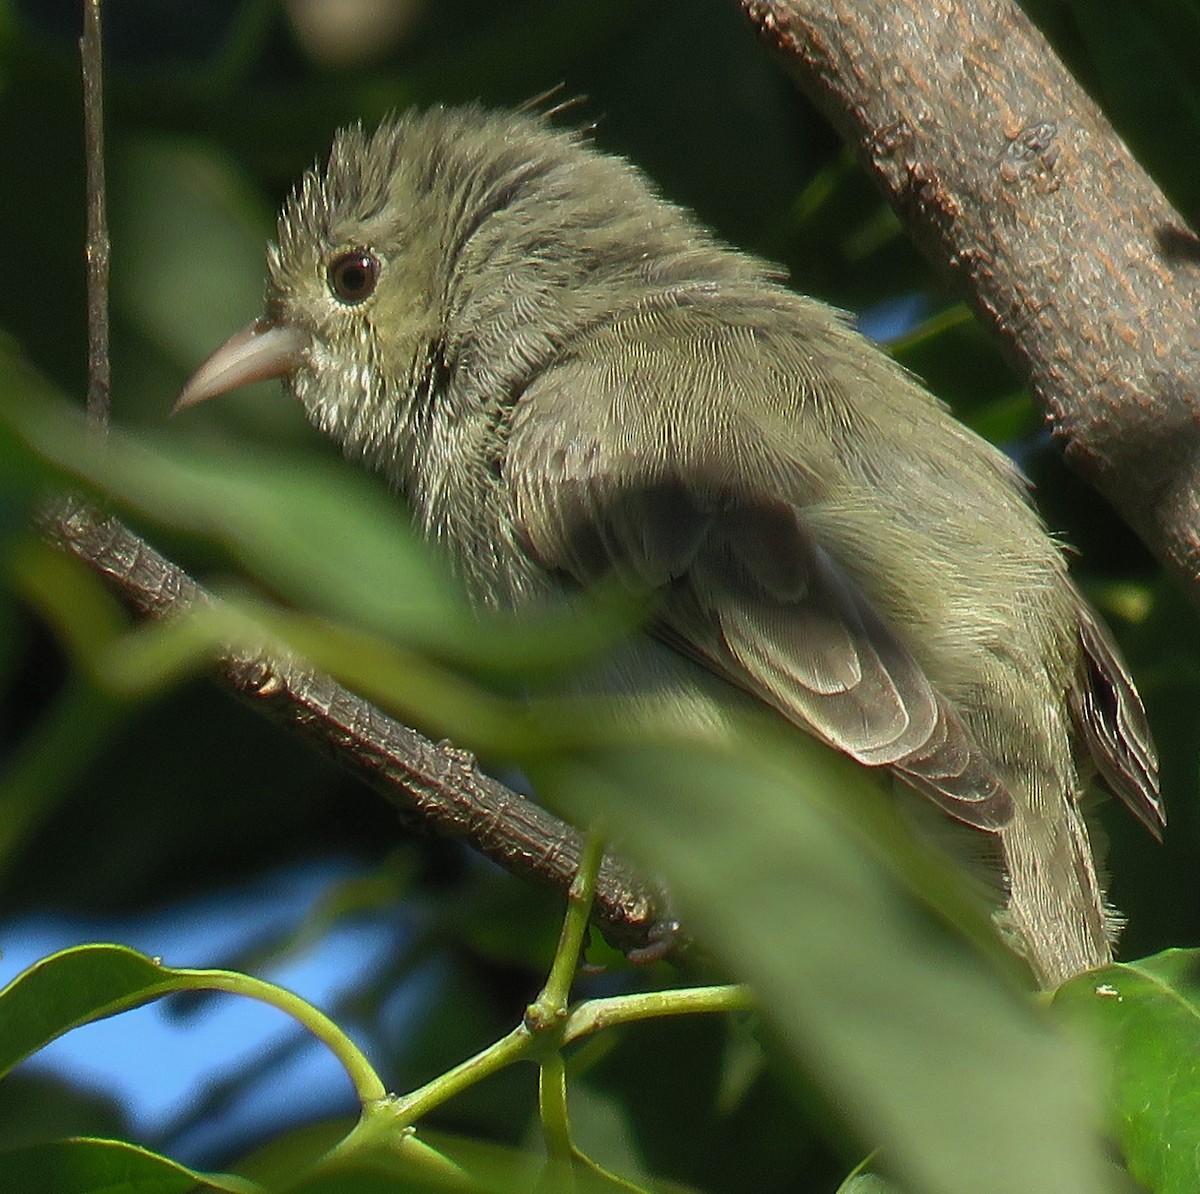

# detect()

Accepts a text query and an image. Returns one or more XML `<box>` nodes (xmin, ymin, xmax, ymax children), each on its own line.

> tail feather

<box><xmin>1000</xmin><ymin>796</ymin><xmax>1112</xmax><ymax>989</ymax></box>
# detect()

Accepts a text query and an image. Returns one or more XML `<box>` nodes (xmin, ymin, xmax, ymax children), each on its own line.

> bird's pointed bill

<box><xmin>173</xmin><ymin>318</ymin><xmax>309</xmax><ymax>414</ymax></box>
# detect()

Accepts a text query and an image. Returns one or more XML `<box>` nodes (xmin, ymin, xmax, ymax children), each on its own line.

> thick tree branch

<box><xmin>743</xmin><ymin>0</ymin><xmax>1200</xmax><ymax>595</ymax></box>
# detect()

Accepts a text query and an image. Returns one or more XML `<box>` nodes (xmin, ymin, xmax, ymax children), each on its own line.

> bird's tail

<box><xmin>1000</xmin><ymin>794</ymin><xmax>1112</xmax><ymax>989</ymax></box>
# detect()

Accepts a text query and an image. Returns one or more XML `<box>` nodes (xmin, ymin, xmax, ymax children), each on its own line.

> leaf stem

<box><xmin>368</xmin><ymin>1023</ymin><xmax>535</xmax><ymax>1132</ymax></box>
<box><xmin>564</xmin><ymin>984</ymin><xmax>755</xmax><ymax>1043</ymax></box>
<box><xmin>538</xmin><ymin>1053</ymin><xmax>573</xmax><ymax>1163</ymax></box>
<box><xmin>178</xmin><ymin>969</ymin><xmax>386</xmax><ymax>1104</ymax></box>
<box><xmin>532</xmin><ymin>824</ymin><xmax>607</xmax><ymax>1024</ymax></box>
<box><xmin>349</xmin><ymin>827</ymin><xmax>611</xmax><ymax>1143</ymax></box>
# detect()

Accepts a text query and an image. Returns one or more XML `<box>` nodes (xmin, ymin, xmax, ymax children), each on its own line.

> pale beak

<box><xmin>172</xmin><ymin>317</ymin><xmax>310</xmax><ymax>415</ymax></box>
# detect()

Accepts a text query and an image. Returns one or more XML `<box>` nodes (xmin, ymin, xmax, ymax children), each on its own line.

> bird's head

<box><xmin>173</xmin><ymin>118</ymin><xmax>453</xmax><ymax>472</ymax></box>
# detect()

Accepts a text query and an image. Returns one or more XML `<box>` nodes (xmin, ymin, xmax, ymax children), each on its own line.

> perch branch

<box><xmin>42</xmin><ymin>499</ymin><xmax>664</xmax><ymax>954</ymax></box>
<box><xmin>69</xmin><ymin>0</ymin><xmax>667</xmax><ymax>956</ymax></box>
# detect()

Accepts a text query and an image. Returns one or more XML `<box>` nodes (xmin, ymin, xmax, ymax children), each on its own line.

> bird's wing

<box><xmin>506</xmin><ymin>350</ymin><xmax>1013</xmax><ymax>832</ymax></box>
<box><xmin>1071</xmin><ymin>603</ymin><xmax>1164</xmax><ymax>837</ymax></box>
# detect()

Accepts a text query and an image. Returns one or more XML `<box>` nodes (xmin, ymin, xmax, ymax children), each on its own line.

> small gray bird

<box><xmin>176</xmin><ymin>105</ymin><xmax>1162</xmax><ymax>988</ymax></box>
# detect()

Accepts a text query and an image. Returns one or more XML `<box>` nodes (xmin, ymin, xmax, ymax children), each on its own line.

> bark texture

<box><xmin>743</xmin><ymin>0</ymin><xmax>1200</xmax><ymax>593</ymax></box>
<box><xmin>43</xmin><ymin>499</ymin><xmax>666</xmax><ymax>955</ymax></box>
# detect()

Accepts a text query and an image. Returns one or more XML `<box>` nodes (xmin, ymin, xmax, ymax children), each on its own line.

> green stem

<box><xmin>310</xmin><ymin>833</ymin><xmax>748</xmax><ymax>1174</ymax></box>
<box><xmin>563</xmin><ymin>984</ymin><xmax>754</xmax><ymax>1043</ymax></box>
<box><xmin>530</xmin><ymin>825</ymin><xmax>606</xmax><ymax>1026</ymax></box>
<box><xmin>392</xmin><ymin>1132</ymin><xmax>472</xmax><ymax>1185</ymax></box>
<box><xmin>308</xmin><ymin>1105</ymin><xmax>475</xmax><ymax>1183</ymax></box>
<box><xmin>382</xmin><ymin>1023</ymin><xmax>534</xmax><ymax>1127</ymax></box>
<box><xmin>178</xmin><ymin>969</ymin><xmax>386</xmax><ymax>1104</ymax></box>
<box><xmin>538</xmin><ymin>1053</ymin><xmax>573</xmax><ymax>1163</ymax></box>
<box><xmin>328</xmin><ymin>826</ymin><xmax>616</xmax><ymax>1165</ymax></box>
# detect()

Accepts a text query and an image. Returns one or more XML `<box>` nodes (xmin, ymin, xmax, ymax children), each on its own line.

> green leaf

<box><xmin>0</xmin><ymin>946</ymin><xmax>193</xmax><ymax>1080</ymax></box>
<box><xmin>1054</xmin><ymin>950</ymin><xmax>1200</xmax><ymax>1192</ymax></box>
<box><xmin>0</xmin><ymin>348</ymin><xmax>632</xmax><ymax>679</ymax></box>
<box><xmin>0</xmin><ymin>943</ymin><xmax>383</xmax><ymax>1128</ymax></box>
<box><xmin>535</xmin><ymin>727</ymin><xmax>1112</xmax><ymax>1194</ymax></box>
<box><xmin>0</xmin><ymin>1137</ymin><xmax>245</xmax><ymax>1194</ymax></box>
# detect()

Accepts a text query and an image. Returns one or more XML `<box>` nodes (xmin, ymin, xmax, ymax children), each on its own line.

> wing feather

<box><xmin>508</xmin><ymin>360</ymin><xmax>1014</xmax><ymax>831</ymax></box>
<box><xmin>1071</xmin><ymin>603</ymin><xmax>1163</xmax><ymax>838</ymax></box>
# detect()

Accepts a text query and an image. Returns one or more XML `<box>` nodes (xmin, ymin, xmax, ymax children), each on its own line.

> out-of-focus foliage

<box><xmin>0</xmin><ymin>0</ymin><xmax>1196</xmax><ymax>1191</ymax></box>
<box><xmin>0</xmin><ymin>314</ymin><xmax>1111</xmax><ymax>1194</ymax></box>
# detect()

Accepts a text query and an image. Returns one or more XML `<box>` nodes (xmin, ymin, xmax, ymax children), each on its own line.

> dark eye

<box><xmin>327</xmin><ymin>250</ymin><xmax>380</xmax><ymax>304</ymax></box>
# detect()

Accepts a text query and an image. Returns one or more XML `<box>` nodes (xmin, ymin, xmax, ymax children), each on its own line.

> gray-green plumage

<box><xmin>180</xmin><ymin>105</ymin><xmax>1162</xmax><ymax>988</ymax></box>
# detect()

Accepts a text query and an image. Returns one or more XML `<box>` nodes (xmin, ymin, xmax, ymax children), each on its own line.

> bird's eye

<box><xmin>327</xmin><ymin>250</ymin><xmax>380</xmax><ymax>305</ymax></box>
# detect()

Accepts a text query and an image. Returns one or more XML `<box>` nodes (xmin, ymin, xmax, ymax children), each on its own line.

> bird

<box><xmin>175</xmin><ymin>104</ymin><xmax>1162</xmax><ymax>989</ymax></box>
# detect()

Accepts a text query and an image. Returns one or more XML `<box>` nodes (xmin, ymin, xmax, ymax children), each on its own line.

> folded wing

<box><xmin>507</xmin><ymin>356</ymin><xmax>1013</xmax><ymax>831</ymax></box>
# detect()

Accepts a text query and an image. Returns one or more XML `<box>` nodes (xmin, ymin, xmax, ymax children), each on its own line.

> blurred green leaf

<box><xmin>0</xmin><ymin>1073</ymin><xmax>126</xmax><ymax>1154</ymax></box>
<box><xmin>578</xmin><ymin>1013</ymin><xmax>817</xmax><ymax>1193</ymax></box>
<box><xmin>0</xmin><ymin>673</ymin><xmax>124</xmax><ymax>876</ymax></box>
<box><xmin>0</xmin><ymin>346</ymin><xmax>635</xmax><ymax>679</ymax></box>
<box><xmin>8</xmin><ymin>538</ymin><xmax>131</xmax><ymax>667</ymax></box>
<box><xmin>564</xmin><ymin>1081</ymin><xmax>655</xmax><ymax>1189</ymax></box>
<box><xmin>1054</xmin><ymin>950</ymin><xmax>1200</xmax><ymax>1193</ymax></box>
<box><xmin>536</xmin><ymin>733</ymin><xmax>1110</xmax><ymax>1194</ymax></box>
<box><xmin>111</xmin><ymin>135</ymin><xmax>272</xmax><ymax>374</ymax></box>
<box><xmin>279</xmin><ymin>1168</ymin><xmax>476</xmax><ymax>1194</ymax></box>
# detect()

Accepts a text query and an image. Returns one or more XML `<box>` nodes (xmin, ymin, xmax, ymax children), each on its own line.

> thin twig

<box><xmin>80</xmin><ymin>0</ymin><xmax>110</xmax><ymax>429</ymax></box>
